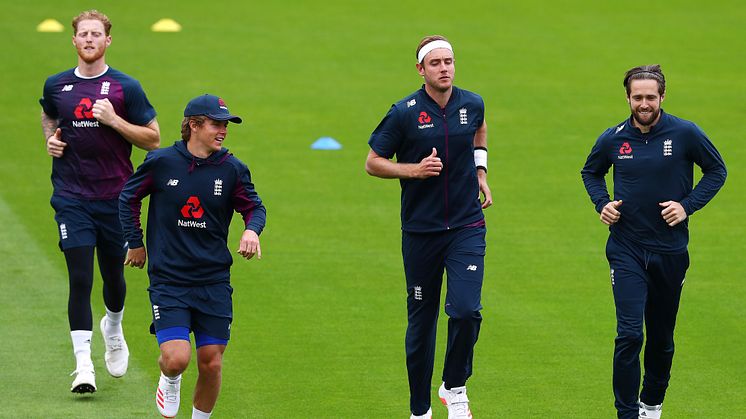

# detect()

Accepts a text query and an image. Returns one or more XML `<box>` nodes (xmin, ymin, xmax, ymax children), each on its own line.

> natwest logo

<box><xmin>618</xmin><ymin>142</ymin><xmax>634</xmax><ymax>160</ymax></box>
<box><xmin>418</xmin><ymin>111</ymin><xmax>431</xmax><ymax>124</ymax></box>
<box><xmin>181</xmin><ymin>196</ymin><xmax>204</xmax><ymax>218</ymax></box>
<box><xmin>74</xmin><ymin>98</ymin><xmax>94</xmax><ymax>119</ymax></box>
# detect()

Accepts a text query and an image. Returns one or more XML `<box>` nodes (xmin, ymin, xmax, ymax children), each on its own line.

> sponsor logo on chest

<box><xmin>179</xmin><ymin>196</ymin><xmax>207</xmax><ymax>229</ymax></box>
<box><xmin>617</xmin><ymin>142</ymin><xmax>634</xmax><ymax>159</ymax></box>
<box><xmin>417</xmin><ymin>111</ymin><xmax>434</xmax><ymax>129</ymax></box>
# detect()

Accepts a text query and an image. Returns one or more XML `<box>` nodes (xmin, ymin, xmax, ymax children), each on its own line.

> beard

<box><xmin>76</xmin><ymin>45</ymin><xmax>106</xmax><ymax>64</ymax></box>
<box><xmin>632</xmin><ymin>108</ymin><xmax>660</xmax><ymax>127</ymax></box>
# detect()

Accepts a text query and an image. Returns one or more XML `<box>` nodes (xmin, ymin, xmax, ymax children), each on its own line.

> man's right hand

<box><xmin>412</xmin><ymin>147</ymin><xmax>443</xmax><ymax>179</ymax></box>
<box><xmin>600</xmin><ymin>200</ymin><xmax>623</xmax><ymax>225</ymax></box>
<box><xmin>124</xmin><ymin>246</ymin><xmax>147</xmax><ymax>269</ymax></box>
<box><xmin>46</xmin><ymin>128</ymin><xmax>67</xmax><ymax>158</ymax></box>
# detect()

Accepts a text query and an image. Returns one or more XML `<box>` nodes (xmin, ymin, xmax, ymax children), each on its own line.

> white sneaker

<box><xmin>70</xmin><ymin>365</ymin><xmax>96</xmax><ymax>393</ymax></box>
<box><xmin>438</xmin><ymin>383</ymin><xmax>472</xmax><ymax>419</ymax></box>
<box><xmin>100</xmin><ymin>316</ymin><xmax>129</xmax><ymax>377</ymax></box>
<box><xmin>156</xmin><ymin>373</ymin><xmax>181</xmax><ymax>418</ymax></box>
<box><xmin>411</xmin><ymin>407</ymin><xmax>432</xmax><ymax>419</ymax></box>
<box><xmin>639</xmin><ymin>401</ymin><xmax>662</xmax><ymax>419</ymax></box>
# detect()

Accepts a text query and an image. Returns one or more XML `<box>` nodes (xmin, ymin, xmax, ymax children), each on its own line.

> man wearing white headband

<box><xmin>366</xmin><ymin>35</ymin><xmax>492</xmax><ymax>419</ymax></box>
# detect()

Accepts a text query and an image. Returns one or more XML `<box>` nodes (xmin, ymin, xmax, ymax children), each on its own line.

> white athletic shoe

<box><xmin>156</xmin><ymin>373</ymin><xmax>181</xmax><ymax>418</ymax></box>
<box><xmin>100</xmin><ymin>316</ymin><xmax>129</xmax><ymax>377</ymax></box>
<box><xmin>439</xmin><ymin>383</ymin><xmax>473</xmax><ymax>419</ymax></box>
<box><xmin>639</xmin><ymin>401</ymin><xmax>662</xmax><ymax>419</ymax></box>
<box><xmin>70</xmin><ymin>365</ymin><xmax>96</xmax><ymax>393</ymax></box>
<box><xmin>411</xmin><ymin>407</ymin><xmax>432</xmax><ymax>419</ymax></box>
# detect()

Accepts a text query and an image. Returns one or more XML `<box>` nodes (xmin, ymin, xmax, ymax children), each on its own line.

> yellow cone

<box><xmin>151</xmin><ymin>18</ymin><xmax>182</xmax><ymax>32</ymax></box>
<box><xmin>37</xmin><ymin>19</ymin><xmax>65</xmax><ymax>33</ymax></box>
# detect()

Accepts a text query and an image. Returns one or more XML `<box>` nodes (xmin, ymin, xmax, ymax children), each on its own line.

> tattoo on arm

<box><xmin>41</xmin><ymin>111</ymin><xmax>58</xmax><ymax>140</ymax></box>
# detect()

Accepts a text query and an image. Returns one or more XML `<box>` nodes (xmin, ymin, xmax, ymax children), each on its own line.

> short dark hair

<box><xmin>416</xmin><ymin>35</ymin><xmax>450</xmax><ymax>63</ymax></box>
<box><xmin>72</xmin><ymin>10</ymin><xmax>112</xmax><ymax>36</ymax></box>
<box><xmin>181</xmin><ymin>116</ymin><xmax>206</xmax><ymax>141</ymax></box>
<box><xmin>623</xmin><ymin>64</ymin><xmax>665</xmax><ymax>96</ymax></box>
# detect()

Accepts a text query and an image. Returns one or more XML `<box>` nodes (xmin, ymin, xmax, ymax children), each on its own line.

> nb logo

<box><xmin>466</xmin><ymin>265</ymin><xmax>477</xmax><ymax>271</ymax></box>
<box><xmin>62</xmin><ymin>84</ymin><xmax>73</xmax><ymax>92</ymax></box>
<box><xmin>167</xmin><ymin>179</ymin><xmax>179</xmax><ymax>186</ymax></box>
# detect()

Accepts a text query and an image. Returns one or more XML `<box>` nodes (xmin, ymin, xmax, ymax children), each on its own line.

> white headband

<box><xmin>417</xmin><ymin>40</ymin><xmax>453</xmax><ymax>63</ymax></box>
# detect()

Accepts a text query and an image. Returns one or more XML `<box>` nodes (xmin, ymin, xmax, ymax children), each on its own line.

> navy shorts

<box><xmin>50</xmin><ymin>195</ymin><xmax>126</xmax><ymax>255</ymax></box>
<box><xmin>149</xmin><ymin>282</ymin><xmax>233</xmax><ymax>341</ymax></box>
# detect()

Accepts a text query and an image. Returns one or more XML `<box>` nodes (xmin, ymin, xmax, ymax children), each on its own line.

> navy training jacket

<box><xmin>119</xmin><ymin>140</ymin><xmax>266</xmax><ymax>285</ymax></box>
<box><xmin>581</xmin><ymin>110</ymin><xmax>726</xmax><ymax>253</ymax></box>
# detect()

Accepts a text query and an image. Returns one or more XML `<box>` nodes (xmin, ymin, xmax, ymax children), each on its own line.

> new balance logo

<box><xmin>167</xmin><ymin>179</ymin><xmax>179</xmax><ymax>186</ymax></box>
<box><xmin>100</xmin><ymin>81</ymin><xmax>110</xmax><ymax>95</ymax></box>
<box><xmin>62</xmin><ymin>85</ymin><xmax>73</xmax><ymax>92</ymax></box>
<box><xmin>414</xmin><ymin>286</ymin><xmax>423</xmax><ymax>301</ymax></box>
<box><xmin>406</xmin><ymin>99</ymin><xmax>416</xmax><ymax>108</ymax></box>
<box><xmin>60</xmin><ymin>223</ymin><xmax>68</xmax><ymax>240</ymax></box>
<box><xmin>214</xmin><ymin>179</ymin><xmax>223</xmax><ymax>196</ymax></box>
<box><xmin>466</xmin><ymin>265</ymin><xmax>477</xmax><ymax>271</ymax></box>
<box><xmin>615</xmin><ymin>124</ymin><xmax>625</xmax><ymax>134</ymax></box>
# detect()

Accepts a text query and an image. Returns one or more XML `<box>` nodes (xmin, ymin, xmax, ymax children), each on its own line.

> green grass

<box><xmin>2</xmin><ymin>0</ymin><xmax>745</xmax><ymax>417</ymax></box>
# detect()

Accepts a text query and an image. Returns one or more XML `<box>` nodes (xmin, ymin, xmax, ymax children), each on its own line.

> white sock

<box><xmin>162</xmin><ymin>372</ymin><xmax>182</xmax><ymax>382</ymax></box>
<box><xmin>70</xmin><ymin>330</ymin><xmax>93</xmax><ymax>368</ymax></box>
<box><xmin>104</xmin><ymin>307</ymin><xmax>124</xmax><ymax>334</ymax></box>
<box><xmin>192</xmin><ymin>406</ymin><xmax>212</xmax><ymax>418</ymax></box>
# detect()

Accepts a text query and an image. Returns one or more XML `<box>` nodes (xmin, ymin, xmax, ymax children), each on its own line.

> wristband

<box><xmin>474</xmin><ymin>147</ymin><xmax>487</xmax><ymax>172</ymax></box>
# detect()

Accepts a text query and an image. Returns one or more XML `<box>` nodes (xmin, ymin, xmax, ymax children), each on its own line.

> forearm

<box><xmin>366</xmin><ymin>153</ymin><xmax>416</xmax><ymax>179</ymax></box>
<box><xmin>109</xmin><ymin>117</ymin><xmax>160</xmax><ymax>150</ymax></box>
<box><xmin>41</xmin><ymin>111</ymin><xmax>58</xmax><ymax>139</ymax></box>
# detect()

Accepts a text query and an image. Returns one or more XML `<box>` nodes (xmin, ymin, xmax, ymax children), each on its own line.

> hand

<box><xmin>92</xmin><ymin>98</ymin><xmax>120</xmax><ymax>127</ymax></box>
<box><xmin>124</xmin><ymin>247</ymin><xmax>147</xmax><ymax>268</ymax></box>
<box><xmin>412</xmin><ymin>148</ymin><xmax>442</xmax><ymax>179</ymax></box>
<box><xmin>600</xmin><ymin>200</ymin><xmax>623</xmax><ymax>225</ymax></box>
<box><xmin>237</xmin><ymin>229</ymin><xmax>261</xmax><ymax>260</ymax></box>
<box><xmin>477</xmin><ymin>170</ymin><xmax>492</xmax><ymax>209</ymax></box>
<box><xmin>46</xmin><ymin>128</ymin><xmax>67</xmax><ymax>158</ymax></box>
<box><xmin>659</xmin><ymin>201</ymin><xmax>687</xmax><ymax>226</ymax></box>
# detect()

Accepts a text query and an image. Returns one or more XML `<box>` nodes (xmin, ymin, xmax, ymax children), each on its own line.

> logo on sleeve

<box><xmin>663</xmin><ymin>139</ymin><xmax>672</xmax><ymax>156</ymax></box>
<box><xmin>178</xmin><ymin>196</ymin><xmax>207</xmax><ymax>228</ymax></box>
<box><xmin>618</xmin><ymin>142</ymin><xmax>633</xmax><ymax>159</ymax></box>
<box><xmin>417</xmin><ymin>111</ymin><xmax>434</xmax><ymax>129</ymax></box>
<box><xmin>407</xmin><ymin>99</ymin><xmax>416</xmax><ymax>108</ymax></box>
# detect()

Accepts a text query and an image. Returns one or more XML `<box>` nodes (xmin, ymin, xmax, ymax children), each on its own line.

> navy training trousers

<box><xmin>402</xmin><ymin>226</ymin><xmax>486</xmax><ymax>415</ymax></box>
<box><xmin>606</xmin><ymin>233</ymin><xmax>689</xmax><ymax>419</ymax></box>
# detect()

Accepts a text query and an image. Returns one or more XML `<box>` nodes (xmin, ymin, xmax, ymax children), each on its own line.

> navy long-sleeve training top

<box><xmin>581</xmin><ymin>110</ymin><xmax>726</xmax><ymax>253</ymax></box>
<box><xmin>369</xmin><ymin>85</ymin><xmax>485</xmax><ymax>232</ymax></box>
<box><xmin>119</xmin><ymin>140</ymin><xmax>266</xmax><ymax>285</ymax></box>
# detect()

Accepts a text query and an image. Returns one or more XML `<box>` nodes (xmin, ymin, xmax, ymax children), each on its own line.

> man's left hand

<box><xmin>659</xmin><ymin>201</ymin><xmax>687</xmax><ymax>226</ymax></box>
<box><xmin>237</xmin><ymin>229</ymin><xmax>261</xmax><ymax>260</ymax></box>
<box><xmin>478</xmin><ymin>170</ymin><xmax>492</xmax><ymax>209</ymax></box>
<box><xmin>92</xmin><ymin>98</ymin><xmax>120</xmax><ymax>127</ymax></box>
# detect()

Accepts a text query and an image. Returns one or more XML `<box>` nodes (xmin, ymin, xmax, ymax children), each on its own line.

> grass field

<box><xmin>1</xmin><ymin>1</ymin><xmax>745</xmax><ymax>417</ymax></box>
